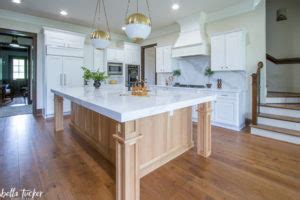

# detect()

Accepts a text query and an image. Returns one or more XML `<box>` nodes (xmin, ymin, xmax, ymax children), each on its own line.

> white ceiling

<box><xmin>0</xmin><ymin>0</ymin><xmax>245</xmax><ymax>34</ymax></box>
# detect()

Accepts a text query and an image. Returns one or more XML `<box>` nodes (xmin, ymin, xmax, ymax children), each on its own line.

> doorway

<box><xmin>141</xmin><ymin>44</ymin><xmax>157</xmax><ymax>85</ymax></box>
<box><xmin>0</xmin><ymin>28</ymin><xmax>37</xmax><ymax>118</ymax></box>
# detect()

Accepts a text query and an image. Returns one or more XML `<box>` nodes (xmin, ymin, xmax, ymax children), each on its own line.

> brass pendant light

<box><xmin>124</xmin><ymin>0</ymin><xmax>152</xmax><ymax>42</ymax></box>
<box><xmin>90</xmin><ymin>0</ymin><xmax>111</xmax><ymax>49</ymax></box>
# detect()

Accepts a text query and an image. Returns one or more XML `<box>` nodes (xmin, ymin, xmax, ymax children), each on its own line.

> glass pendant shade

<box><xmin>125</xmin><ymin>13</ymin><xmax>151</xmax><ymax>41</ymax></box>
<box><xmin>90</xmin><ymin>30</ymin><xmax>111</xmax><ymax>49</ymax></box>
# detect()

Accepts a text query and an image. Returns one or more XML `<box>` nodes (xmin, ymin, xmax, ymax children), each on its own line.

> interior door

<box><xmin>211</xmin><ymin>35</ymin><xmax>226</xmax><ymax>71</ymax></box>
<box><xmin>63</xmin><ymin>56</ymin><xmax>83</xmax><ymax>113</ymax></box>
<box><xmin>45</xmin><ymin>55</ymin><xmax>63</xmax><ymax>115</ymax></box>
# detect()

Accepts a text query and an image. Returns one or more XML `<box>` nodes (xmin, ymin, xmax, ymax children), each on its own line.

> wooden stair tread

<box><xmin>258</xmin><ymin>113</ymin><xmax>300</xmax><ymax>123</ymax></box>
<box><xmin>251</xmin><ymin>124</ymin><xmax>300</xmax><ymax>137</ymax></box>
<box><xmin>260</xmin><ymin>103</ymin><xmax>300</xmax><ymax>110</ymax></box>
<box><xmin>267</xmin><ymin>92</ymin><xmax>300</xmax><ymax>98</ymax></box>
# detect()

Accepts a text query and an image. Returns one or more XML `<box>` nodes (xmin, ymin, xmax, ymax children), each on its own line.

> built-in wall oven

<box><xmin>107</xmin><ymin>62</ymin><xmax>123</xmax><ymax>76</ymax></box>
<box><xmin>125</xmin><ymin>65</ymin><xmax>140</xmax><ymax>86</ymax></box>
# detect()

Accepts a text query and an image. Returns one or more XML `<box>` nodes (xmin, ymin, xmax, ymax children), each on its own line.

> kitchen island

<box><xmin>51</xmin><ymin>85</ymin><xmax>216</xmax><ymax>200</ymax></box>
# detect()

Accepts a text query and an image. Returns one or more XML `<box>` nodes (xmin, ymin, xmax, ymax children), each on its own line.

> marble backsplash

<box><xmin>157</xmin><ymin>56</ymin><xmax>248</xmax><ymax>91</ymax></box>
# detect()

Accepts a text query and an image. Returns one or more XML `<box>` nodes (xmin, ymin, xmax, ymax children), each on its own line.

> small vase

<box><xmin>93</xmin><ymin>80</ymin><xmax>101</xmax><ymax>89</ymax></box>
<box><xmin>206</xmin><ymin>83</ymin><xmax>212</xmax><ymax>88</ymax></box>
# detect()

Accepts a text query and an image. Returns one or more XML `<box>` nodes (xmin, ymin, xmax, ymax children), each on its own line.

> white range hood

<box><xmin>172</xmin><ymin>12</ymin><xmax>209</xmax><ymax>57</ymax></box>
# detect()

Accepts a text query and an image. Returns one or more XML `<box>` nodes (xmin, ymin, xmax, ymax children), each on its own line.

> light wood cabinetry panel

<box><xmin>70</xmin><ymin>103</ymin><xmax>193</xmax><ymax>176</ymax></box>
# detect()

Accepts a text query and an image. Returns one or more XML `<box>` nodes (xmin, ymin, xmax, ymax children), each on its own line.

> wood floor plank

<box><xmin>0</xmin><ymin>115</ymin><xmax>299</xmax><ymax>200</ymax></box>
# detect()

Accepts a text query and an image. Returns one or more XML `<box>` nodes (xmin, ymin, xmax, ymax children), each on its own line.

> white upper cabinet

<box><xmin>156</xmin><ymin>46</ymin><xmax>173</xmax><ymax>73</ymax></box>
<box><xmin>44</xmin><ymin>28</ymin><xmax>85</xmax><ymax>49</ymax></box>
<box><xmin>106</xmin><ymin>48</ymin><xmax>124</xmax><ymax>62</ymax></box>
<box><xmin>124</xmin><ymin>43</ymin><xmax>141</xmax><ymax>65</ymax></box>
<box><xmin>225</xmin><ymin>31</ymin><xmax>245</xmax><ymax>70</ymax></box>
<box><xmin>211</xmin><ymin>35</ymin><xmax>226</xmax><ymax>70</ymax></box>
<box><xmin>211</xmin><ymin>30</ymin><xmax>245</xmax><ymax>71</ymax></box>
<box><xmin>94</xmin><ymin>49</ymin><xmax>105</xmax><ymax>71</ymax></box>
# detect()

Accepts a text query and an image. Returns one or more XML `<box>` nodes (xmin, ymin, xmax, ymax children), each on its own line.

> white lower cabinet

<box><xmin>214</xmin><ymin>97</ymin><xmax>237</xmax><ymax>126</ymax></box>
<box><xmin>192</xmin><ymin>90</ymin><xmax>244</xmax><ymax>131</ymax></box>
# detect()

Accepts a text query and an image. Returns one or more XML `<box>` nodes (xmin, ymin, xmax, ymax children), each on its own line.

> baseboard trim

<box><xmin>35</xmin><ymin>108</ymin><xmax>43</xmax><ymax>116</ymax></box>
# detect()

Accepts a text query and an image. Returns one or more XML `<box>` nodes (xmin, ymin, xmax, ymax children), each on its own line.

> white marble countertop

<box><xmin>51</xmin><ymin>84</ymin><xmax>216</xmax><ymax>122</ymax></box>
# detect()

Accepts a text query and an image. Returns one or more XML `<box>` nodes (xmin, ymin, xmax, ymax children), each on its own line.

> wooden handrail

<box><xmin>251</xmin><ymin>62</ymin><xmax>263</xmax><ymax>125</ymax></box>
<box><xmin>267</xmin><ymin>54</ymin><xmax>300</xmax><ymax>64</ymax></box>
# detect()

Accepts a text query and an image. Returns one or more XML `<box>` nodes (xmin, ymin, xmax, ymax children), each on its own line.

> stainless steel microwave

<box><xmin>107</xmin><ymin>62</ymin><xmax>123</xmax><ymax>76</ymax></box>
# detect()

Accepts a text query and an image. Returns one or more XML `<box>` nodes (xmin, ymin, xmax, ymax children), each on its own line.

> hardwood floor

<box><xmin>0</xmin><ymin>115</ymin><xmax>299</xmax><ymax>200</ymax></box>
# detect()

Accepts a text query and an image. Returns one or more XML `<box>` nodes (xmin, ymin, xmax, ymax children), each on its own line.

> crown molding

<box><xmin>207</xmin><ymin>0</ymin><xmax>262</xmax><ymax>23</ymax></box>
<box><xmin>147</xmin><ymin>0</ymin><xmax>262</xmax><ymax>40</ymax></box>
<box><xmin>148</xmin><ymin>24</ymin><xmax>180</xmax><ymax>39</ymax></box>
<box><xmin>0</xmin><ymin>9</ymin><xmax>127</xmax><ymax>40</ymax></box>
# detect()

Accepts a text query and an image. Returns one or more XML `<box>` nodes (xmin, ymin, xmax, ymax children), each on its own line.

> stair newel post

<box><xmin>251</xmin><ymin>62</ymin><xmax>263</xmax><ymax>125</ymax></box>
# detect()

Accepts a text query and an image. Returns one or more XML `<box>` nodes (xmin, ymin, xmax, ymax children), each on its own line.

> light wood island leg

<box><xmin>54</xmin><ymin>95</ymin><xmax>64</xmax><ymax>132</ymax></box>
<box><xmin>197</xmin><ymin>102</ymin><xmax>212</xmax><ymax>157</ymax></box>
<box><xmin>113</xmin><ymin>121</ymin><xmax>142</xmax><ymax>200</ymax></box>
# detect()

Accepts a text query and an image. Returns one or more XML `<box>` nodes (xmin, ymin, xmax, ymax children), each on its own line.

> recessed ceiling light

<box><xmin>122</xmin><ymin>26</ymin><xmax>126</xmax><ymax>31</ymax></box>
<box><xmin>60</xmin><ymin>10</ymin><xmax>68</xmax><ymax>16</ymax></box>
<box><xmin>172</xmin><ymin>3</ymin><xmax>180</xmax><ymax>10</ymax></box>
<box><xmin>12</xmin><ymin>0</ymin><xmax>21</xmax><ymax>4</ymax></box>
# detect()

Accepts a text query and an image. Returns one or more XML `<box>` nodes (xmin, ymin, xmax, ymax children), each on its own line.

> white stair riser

<box><xmin>260</xmin><ymin>107</ymin><xmax>300</xmax><ymax>118</ymax></box>
<box><xmin>251</xmin><ymin>127</ymin><xmax>300</xmax><ymax>145</ymax></box>
<box><xmin>257</xmin><ymin>117</ymin><xmax>300</xmax><ymax>131</ymax></box>
<box><xmin>266</xmin><ymin>97</ymin><xmax>300</xmax><ymax>104</ymax></box>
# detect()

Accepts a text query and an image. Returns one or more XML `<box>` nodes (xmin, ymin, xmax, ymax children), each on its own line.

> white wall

<box><xmin>266</xmin><ymin>0</ymin><xmax>300</xmax><ymax>93</ymax></box>
<box><xmin>142</xmin><ymin>0</ymin><xmax>266</xmax><ymax>118</ymax></box>
<box><xmin>0</xmin><ymin>9</ymin><xmax>127</xmax><ymax>110</ymax></box>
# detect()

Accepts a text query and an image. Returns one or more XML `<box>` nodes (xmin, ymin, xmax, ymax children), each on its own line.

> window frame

<box><xmin>9</xmin><ymin>56</ymin><xmax>28</xmax><ymax>81</ymax></box>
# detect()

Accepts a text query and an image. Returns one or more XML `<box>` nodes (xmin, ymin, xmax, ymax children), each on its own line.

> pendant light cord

<box><xmin>125</xmin><ymin>0</ymin><xmax>131</xmax><ymax>22</ymax></box>
<box><xmin>92</xmin><ymin>0</ymin><xmax>100</xmax><ymax>30</ymax></box>
<box><xmin>146</xmin><ymin>0</ymin><xmax>152</xmax><ymax>24</ymax></box>
<box><xmin>102</xmin><ymin>0</ymin><xmax>111</xmax><ymax>37</ymax></box>
<box><xmin>137</xmin><ymin>0</ymin><xmax>139</xmax><ymax>12</ymax></box>
<box><xmin>91</xmin><ymin>0</ymin><xmax>111</xmax><ymax>37</ymax></box>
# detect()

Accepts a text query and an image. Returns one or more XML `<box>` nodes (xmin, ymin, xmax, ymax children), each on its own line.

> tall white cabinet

<box><xmin>156</xmin><ymin>46</ymin><xmax>173</xmax><ymax>73</ymax></box>
<box><xmin>211</xmin><ymin>30</ymin><xmax>245</xmax><ymax>71</ymax></box>
<box><xmin>43</xmin><ymin>28</ymin><xmax>85</xmax><ymax>118</ymax></box>
<box><xmin>124</xmin><ymin>43</ymin><xmax>141</xmax><ymax>65</ymax></box>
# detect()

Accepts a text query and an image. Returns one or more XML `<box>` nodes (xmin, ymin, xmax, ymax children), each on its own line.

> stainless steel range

<box><xmin>173</xmin><ymin>84</ymin><xmax>205</xmax><ymax>88</ymax></box>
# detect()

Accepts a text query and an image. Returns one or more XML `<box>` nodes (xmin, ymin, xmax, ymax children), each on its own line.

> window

<box><xmin>12</xmin><ymin>58</ymin><xmax>25</xmax><ymax>80</ymax></box>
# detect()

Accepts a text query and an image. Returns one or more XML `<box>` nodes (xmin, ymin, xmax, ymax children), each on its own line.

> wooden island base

<box><xmin>54</xmin><ymin>96</ymin><xmax>212</xmax><ymax>200</ymax></box>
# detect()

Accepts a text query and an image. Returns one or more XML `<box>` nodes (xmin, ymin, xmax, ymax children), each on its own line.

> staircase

<box><xmin>250</xmin><ymin>63</ymin><xmax>300</xmax><ymax>144</ymax></box>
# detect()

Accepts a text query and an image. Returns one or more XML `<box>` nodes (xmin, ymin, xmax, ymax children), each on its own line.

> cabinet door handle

<box><xmin>60</xmin><ymin>73</ymin><xmax>63</xmax><ymax>86</ymax></box>
<box><xmin>64</xmin><ymin>74</ymin><xmax>67</xmax><ymax>86</ymax></box>
<box><xmin>220</xmin><ymin>94</ymin><xmax>228</xmax><ymax>97</ymax></box>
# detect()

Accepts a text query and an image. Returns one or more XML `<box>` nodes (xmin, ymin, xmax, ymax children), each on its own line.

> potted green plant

<box><xmin>91</xmin><ymin>70</ymin><xmax>108</xmax><ymax>89</ymax></box>
<box><xmin>204</xmin><ymin>67</ymin><xmax>214</xmax><ymax>88</ymax></box>
<box><xmin>81</xmin><ymin>67</ymin><xmax>92</xmax><ymax>86</ymax></box>
<box><xmin>172</xmin><ymin>69</ymin><xmax>181</xmax><ymax>86</ymax></box>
